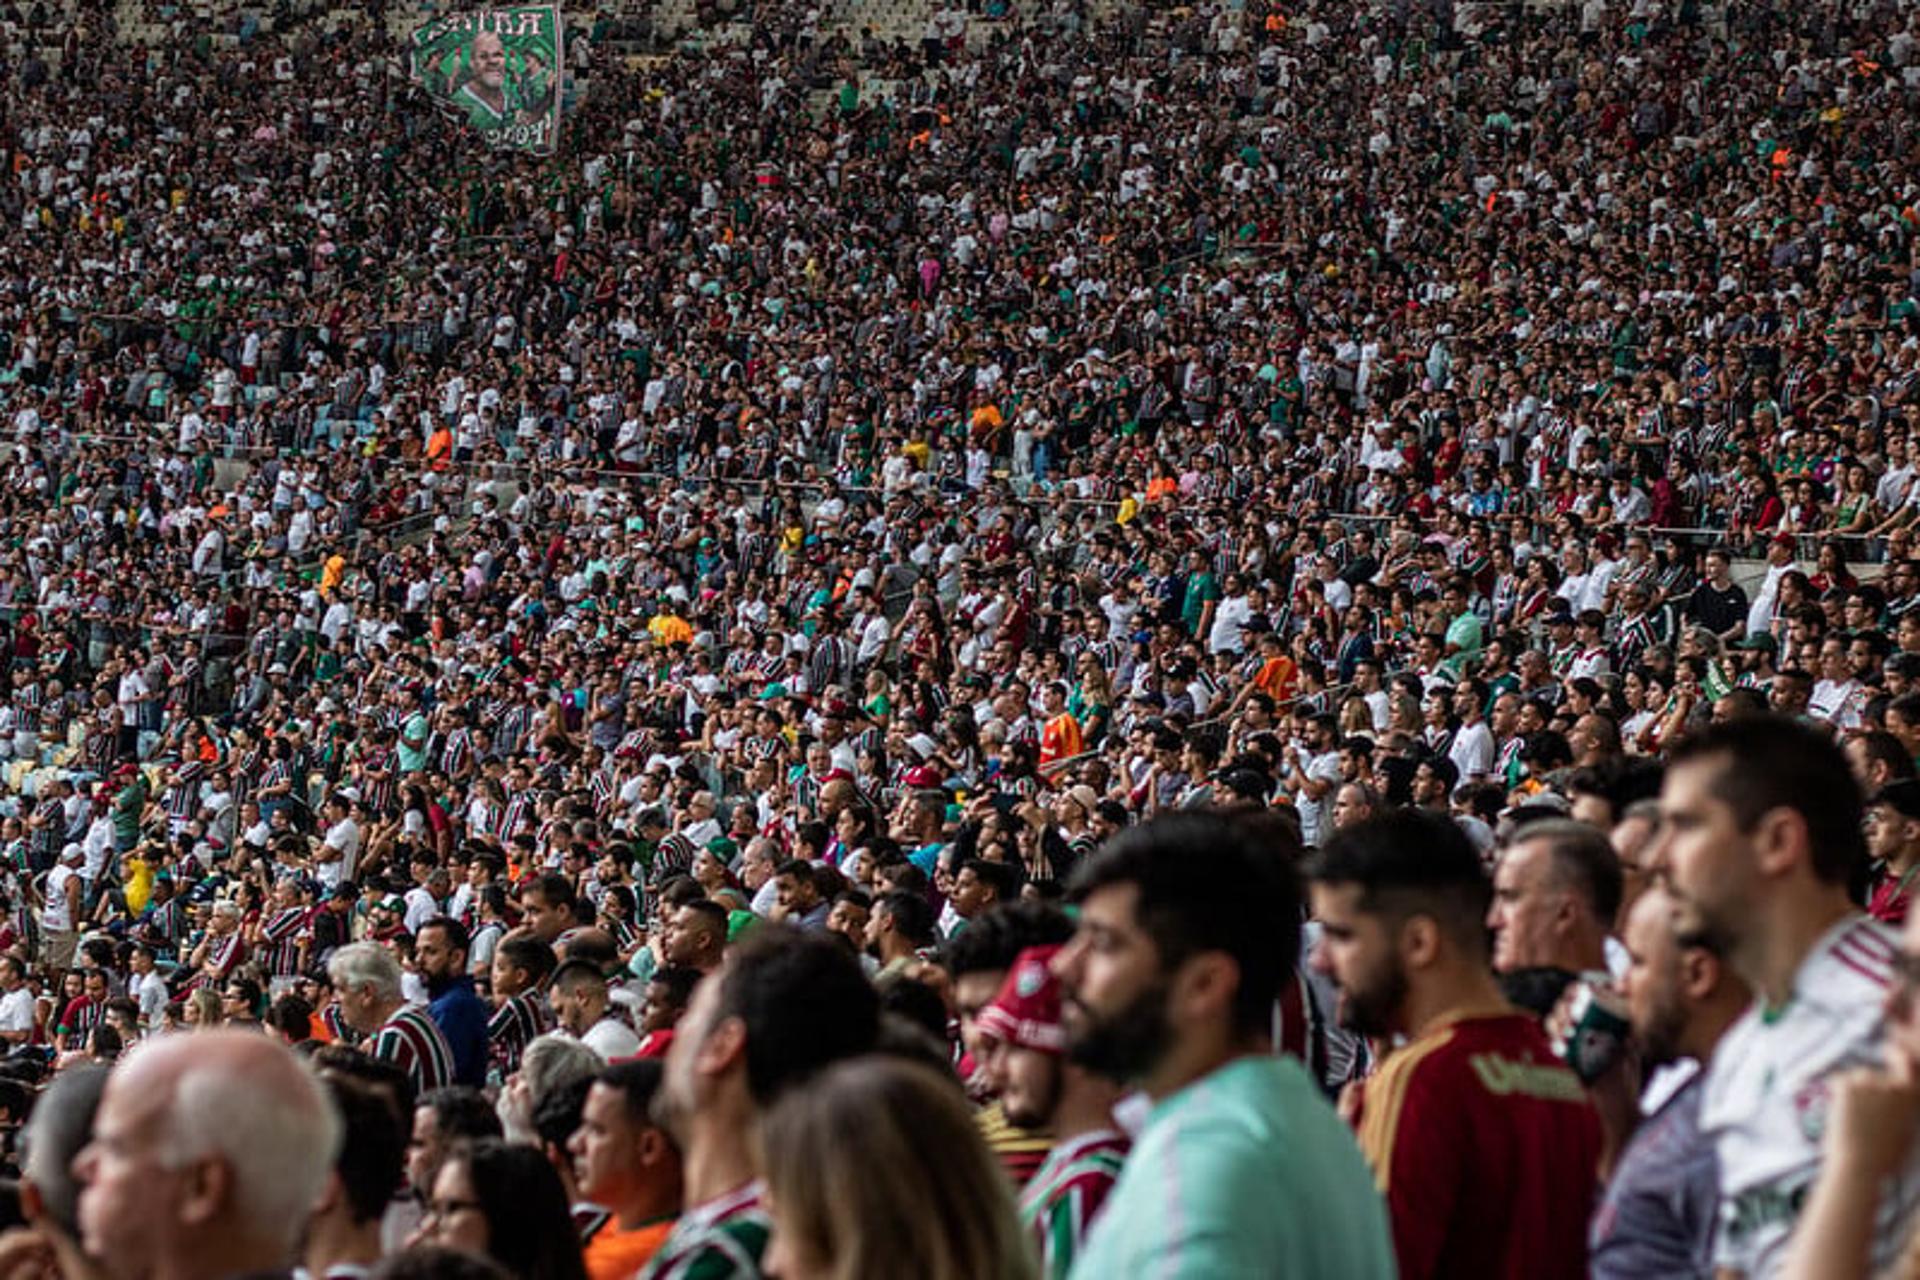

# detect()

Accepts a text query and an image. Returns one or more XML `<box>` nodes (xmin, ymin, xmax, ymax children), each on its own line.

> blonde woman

<box><xmin>760</xmin><ymin>1056</ymin><xmax>1038</xmax><ymax>1280</ymax></box>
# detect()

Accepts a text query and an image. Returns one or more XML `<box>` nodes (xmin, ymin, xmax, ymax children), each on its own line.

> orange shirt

<box><xmin>1040</xmin><ymin>712</ymin><xmax>1084</xmax><ymax>766</ymax></box>
<box><xmin>583</xmin><ymin>1217</ymin><xmax>676</xmax><ymax>1280</ymax></box>
<box><xmin>1253</xmin><ymin>655</ymin><xmax>1298</xmax><ymax>701</ymax></box>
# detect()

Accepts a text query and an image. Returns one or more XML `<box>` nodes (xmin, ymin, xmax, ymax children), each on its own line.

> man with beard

<box><xmin>638</xmin><ymin>926</ymin><xmax>878</xmax><ymax>1280</ymax></box>
<box><xmin>977</xmin><ymin>944</ymin><xmax>1128</xmax><ymax>1279</ymax></box>
<box><xmin>1308</xmin><ymin>809</ymin><xmax>1600</xmax><ymax>1280</ymax></box>
<box><xmin>1053</xmin><ymin>812</ymin><xmax>1393</xmax><ymax>1278</ymax></box>
<box><xmin>1650</xmin><ymin>717</ymin><xmax>1920</xmax><ymax>1278</ymax></box>
<box><xmin>417</xmin><ymin>916</ymin><xmax>490</xmax><ymax>1087</ymax></box>
<box><xmin>1588</xmin><ymin>886</ymin><xmax>1749</xmax><ymax>1279</ymax></box>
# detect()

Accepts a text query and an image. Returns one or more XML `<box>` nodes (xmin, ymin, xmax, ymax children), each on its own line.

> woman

<box><xmin>415</xmin><ymin>1138</ymin><xmax>588</xmax><ymax>1280</ymax></box>
<box><xmin>1811</xmin><ymin>538</ymin><xmax>1859</xmax><ymax>596</ymax></box>
<box><xmin>1068</xmin><ymin>657</ymin><xmax>1113</xmax><ymax>748</ymax></box>
<box><xmin>1419</xmin><ymin>689</ymin><xmax>1457</xmax><ymax>759</ymax></box>
<box><xmin>760</xmin><ymin>1057</ymin><xmax>1038</xmax><ymax>1280</ymax></box>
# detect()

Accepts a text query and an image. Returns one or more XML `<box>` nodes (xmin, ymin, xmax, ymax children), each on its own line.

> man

<box><xmin>1810</xmin><ymin>635</ymin><xmax>1868</xmax><ymax>730</ymax></box>
<box><xmin>328</xmin><ymin>941</ymin><xmax>456</xmax><ymax>1094</ymax></box>
<box><xmin>1309</xmin><ymin>810</ymin><xmax>1601</xmax><ymax>1279</ymax></box>
<box><xmin>977</xmin><ymin>945</ymin><xmax>1128</xmax><ymax>1280</ymax></box>
<box><xmin>551</xmin><ymin>960</ymin><xmax>642</xmax><ymax>1060</ymax></box>
<box><xmin>416</xmin><ymin>916</ymin><xmax>489</xmax><ymax>1087</ymax></box>
<box><xmin>640</xmin><ymin>927</ymin><xmax>879</xmax><ymax>1280</ymax></box>
<box><xmin>866</xmin><ymin>888</ymin><xmax>938</xmax><ymax>981</ymax></box>
<box><xmin>947</xmin><ymin>858</ymin><xmax>1019</xmax><ymax>938</ymax></box>
<box><xmin>1448</xmin><ymin>678</ymin><xmax>1495</xmax><ymax>785</ymax></box>
<box><xmin>456</xmin><ymin>29</ymin><xmax>511</xmax><ymax>127</ymax></box>
<box><xmin>569</xmin><ymin>1060</ymin><xmax>683</xmax><ymax>1280</ymax></box>
<box><xmin>661</xmin><ymin>899</ymin><xmax>727</xmax><ymax>975</ymax></box>
<box><xmin>1589</xmin><ymin>886</ymin><xmax>1750</xmax><ymax>1280</ymax></box>
<box><xmin>944</xmin><ymin>902</ymin><xmax>1077</xmax><ymax>1185</ymax></box>
<box><xmin>770</xmin><ymin>861</ymin><xmax>829</xmax><ymax>930</ymax></box>
<box><xmin>520</xmin><ymin>873</ymin><xmax>584</xmax><ymax>945</ymax></box>
<box><xmin>1331</xmin><ymin>781</ymin><xmax>1381</xmax><ymax>831</ymax></box>
<box><xmin>0</xmin><ymin>954</ymin><xmax>36</xmax><ymax>1047</ymax></box>
<box><xmin>1651</xmin><ymin>716</ymin><xmax>1920</xmax><ymax>1276</ymax></box>
<box><xmin>305</xmin><ymin>1073</ymin><xmax>407</xmax><ymax>1280</ymax></box>
<box><xmin>1486</xmin><ymin>818</ymin><xmax>1624</xmax><ymax>976</ymax></box>
<box><xmin>488</xmin><ymin>933</ymin><xmax>555</xmax><ymax>1079</ymax></box>
<box><xmin>636</xmin><ymin>966</ymin><xmax>699</xmax><ymax>1059</ymax></box>
<box><xmin>43</xmin><ymin>842</ymin><xmax>84</xmax><ymax>971</ymax></box>
<box><xmin>1687</xmin><ymin>548</ymin><xmax>1749</xmax><ymax>642</ymax></box>
<box><xmin>1057</xmin><ymin>812</ymin><xmax>1394</xmax><ymax>1278</ymax></box>
<box><xmin>75</xmin><ymin>1031</ymin><xmax>341</xmax><ymax>1280</ymax></box>
<box><xmin>1868</xmin><ymin>779</ymin><xmax>1920</xmax><ymax>925</ymax></box>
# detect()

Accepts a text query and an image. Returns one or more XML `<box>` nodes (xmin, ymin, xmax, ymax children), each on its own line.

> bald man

<box><xmin>75</xmin><ymin>1030</ymin><xmax>342</xmax><ymax>1280</ymax></box>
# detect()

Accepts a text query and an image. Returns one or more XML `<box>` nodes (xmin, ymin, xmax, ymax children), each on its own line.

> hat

<box><xmin>903</xmin><ymin>765</ymin><xmax>942</xmax><ymax>788</ymax></box>
<box><xmin>1732</xmin><ymin>632</ymin><xmax>1779</xmax><ymax>653</ymax></box>
<box><xmin>726</xmin><ymin>909</ymin><xmax>759</xmax><ymax>943</ymax></box>
<box><xmin>59</xmin><ymin>842</ymin><xmax>84</xmax><ymax>864</ymax></box>
<box><xmin>1873</xmin><ymin>780</ymin><xmax>1920</xmax><ymax>822</ymax></box>
<box><xmin>905</xmin><ymin>734</ymin><xmax>940</xmax><ymax>762</ymax></box>
<box><xmin>975</xmin><ymin>945</ymin><xmax>1066</xmax><ymax>1053</ymax></box>
<box><xmin>1064</xmin><ymin>784</ymin><xmax>1100</xmax><ymax>814</ymax></box>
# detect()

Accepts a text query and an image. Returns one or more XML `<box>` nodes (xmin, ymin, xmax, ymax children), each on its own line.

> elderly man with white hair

<box><xmin>74</xmin><ymin>1030</ymin><xmax>342</xmax><ymax>1280</ymax></box>
<box><xmin>328</xmin><ymin>940</ymin><xmax>456</xmax><ymax>1095</ymax></box>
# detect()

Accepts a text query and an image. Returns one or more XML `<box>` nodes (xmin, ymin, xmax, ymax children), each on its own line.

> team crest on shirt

<box><xmin>1793</xmin><ymin>1077</ymin><xmax>1831</xmax><ymax>1144</ymax></box>
<box><xmin>1016</xmin><ymin>961</ymin><xmax>1045</xmax><ymax>997</ymax></box>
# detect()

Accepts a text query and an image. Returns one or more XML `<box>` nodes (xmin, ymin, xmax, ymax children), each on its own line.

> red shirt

<box><xmin>1352</xmin><ymin>1010</ymin><xmax>1600</xmax><ymax>1280</ymax></box>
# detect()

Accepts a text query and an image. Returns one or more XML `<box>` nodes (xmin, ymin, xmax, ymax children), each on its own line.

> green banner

<box><xmin>410</xmin><ymin>7</ymin><xmax>565</xmax><ymax>153</ymax></box>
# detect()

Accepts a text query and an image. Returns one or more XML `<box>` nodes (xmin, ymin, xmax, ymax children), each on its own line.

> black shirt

<box><xmin>1687</xmin><ymin>581</ymin><xmax>1749</xmax><ymax>634</ymax></box>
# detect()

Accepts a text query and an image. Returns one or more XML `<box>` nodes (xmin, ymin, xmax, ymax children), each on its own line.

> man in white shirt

<box><xmin>1654</xmin><ymin>719</ymin><xmax>1920</xmax><ymax>1278</ymax></box>
<box><xmin>1447</xmin><ymin>679</ymin><xmax>1496</xmax><ymax>785</ymax></box>
<box><xmin>1809</xmin><ymin>636</ymin><xmax>1867</xmax><ymax>730</ymax></box>
<box><xmin>1207</xmin><ymin>576</ymin><xmax>1254</xmax><ymax>655</ymax></box>
<box><xmin>550</xmin><ymin>960</ymin><xmax>640</xmax><ymax>1060</ymax></box>
<box><xmin>0</xmin><ymin>955</ymin><xmax>35</xmax><ymax>1047</ymax></box>
<box><xmin>128</xmin><ymin>944</ymin><xmax>171</xmax><ymax>1032</ymax></box>
<box><xmin>318</xmin><ymin>794</ymin><xmax>362</xmax><ymax>888</ymax></box>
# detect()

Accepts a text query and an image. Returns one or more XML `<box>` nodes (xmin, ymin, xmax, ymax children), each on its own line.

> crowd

<box><xmin>0</xmin><ymin>0</ymin><xmax>1916</xmax><ymax>1272</ymax></box>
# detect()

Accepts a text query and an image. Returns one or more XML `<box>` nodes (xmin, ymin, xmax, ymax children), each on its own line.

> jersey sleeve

<box><xmin>1360</xmin><ymin>1055</ymin><xmax>1465</xmax><ymax>1280</ymax></box>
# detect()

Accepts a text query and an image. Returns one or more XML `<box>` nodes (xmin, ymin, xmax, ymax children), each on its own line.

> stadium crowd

<box><xmin>0</xmin><ymin>0</ymin><xmax>1916</xmax><ymax>1273</ymax></box>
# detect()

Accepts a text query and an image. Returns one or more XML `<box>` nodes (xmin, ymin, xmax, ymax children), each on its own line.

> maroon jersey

<box><xmin>1353</xmin><ymin>1010</ymin><xmax>1601</xmax><ymax>1280</ymax></box>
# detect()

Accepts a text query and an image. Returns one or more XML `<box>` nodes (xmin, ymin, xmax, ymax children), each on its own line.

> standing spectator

<box><xmin>330</xmin><ymin>942</ymin><xmax>457</xmax><ymax>1096</ymax></box>
<box><xmin>1589</xmin><ymin>886</ymin><xmax>1750</xmax><ymax>1280</ymax></box>
<box><xmin>1057</xmin><ymin>813</ymin><xmax>1394</xmax><ymax>1277</ymax></box>
<box><xmin>417</xmin><ymin>917</ymin><xmax>490</xmax><ymax>1088</ymax></box>
<box><xmin>1654</xmin><ymin>717</ymin><xmax>1920</xmax><ymax>1276</ymax></box>
<box><xmin>975</xmin><ymin>944</ymin><xmax>1128</xmax><ymax>1279</ymax></box>
<box><xmin>1310</xmin><ymin>810</ymin><xmax>1601</xmax><ymax>1279</ymax></box>
<box><xmin>74</xmin><ymin>1031</ymin><xmax>341</xmax><ymax>1280</ymax></box>
<box><xmin>568</xmin><ymin>1061</ymin><xmax>683</xmax><ymax>1280</ymax></box>
<box><xmin>640</xmin><ymin>928</ymin><xmax>879</xmax><ymax>1280</ymax></box>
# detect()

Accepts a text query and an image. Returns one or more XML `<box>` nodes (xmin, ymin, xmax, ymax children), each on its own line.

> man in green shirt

<box><xmin>1056</xmin><ymin>812</ymin><xmax>1395</xmax><ymax>1279</ymax></box>
<box><xmin>1442</xmin><ymin>575</ymin><xmax>1484</xmax><ymax>679</ymax></box>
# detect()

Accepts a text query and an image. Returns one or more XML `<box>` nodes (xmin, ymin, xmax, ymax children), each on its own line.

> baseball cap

<box><xmin>974</xmin><ymin>945</ymin><xmax>1065</xmax><ymax>1054</ymax></box>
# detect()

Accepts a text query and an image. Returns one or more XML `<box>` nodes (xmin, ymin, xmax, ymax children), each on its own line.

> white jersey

<box><xmin>1702</xmin><ymin>914</ymin><xmax>1920</xmax><ymax>1277</ymax></box>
